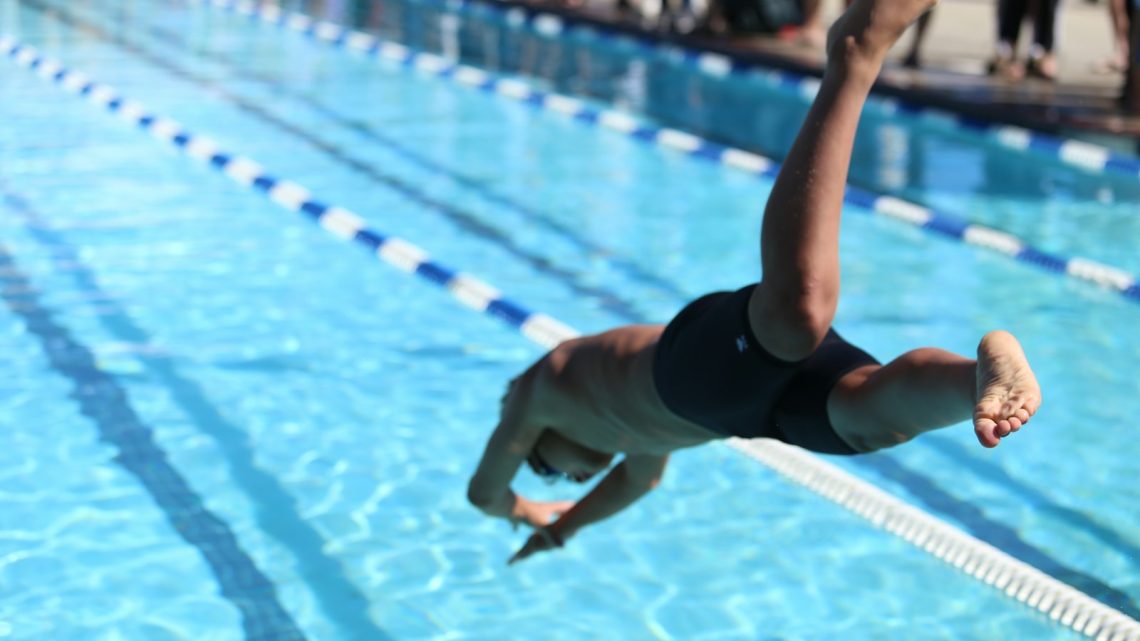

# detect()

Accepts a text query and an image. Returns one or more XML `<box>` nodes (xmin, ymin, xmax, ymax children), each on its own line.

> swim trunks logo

<box><xmin>736</xmin><ymin>335</ymin><xmax>748</xmax><ymax>353</ymax></box>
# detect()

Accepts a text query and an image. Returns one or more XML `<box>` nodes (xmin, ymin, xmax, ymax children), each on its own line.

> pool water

<box><xmin>0</xmin><ymin>0</ymin><xmax>1137</xmax><ymax>639</ymax></box>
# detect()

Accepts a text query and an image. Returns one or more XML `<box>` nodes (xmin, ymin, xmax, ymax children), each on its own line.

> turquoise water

<box><xmin>0</xmin><ymin>1</ymin><xmax>1137</xmax><ymax>640</ymax></box>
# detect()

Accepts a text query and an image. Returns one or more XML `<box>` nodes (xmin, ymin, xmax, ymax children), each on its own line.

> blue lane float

<box><xmin>189</xmin><ymin>0</ymin><xmax>1140</xmax><ymax>309</ymax></box>
<box><xmin>4</xmin><ymin>33</ymin><xmax>1140</xmax><ymax>641</ymax></box>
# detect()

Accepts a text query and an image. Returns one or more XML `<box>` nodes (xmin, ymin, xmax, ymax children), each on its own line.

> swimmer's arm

<box><xmin>467</xmin><ymin>378</ymin><xmax>545</xmax><ymax>522</ymax></box>
<box><xmin>551</xmin><ymin>453</ymin><xmax>669</xmax><ymax>541</ymax></box>
<box><xmin>467</xmin><ymin>420</ymin><xmax>540</xmax><ymax>521</ymax></box>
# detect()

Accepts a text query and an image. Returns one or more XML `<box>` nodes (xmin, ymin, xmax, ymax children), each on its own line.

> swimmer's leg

<box><xmin>748</xmin><ymin>0</ymin><xmax>937</xmax><ymax>361</ymax></box>
<box><xmin>828</xmin><ymin>331</ymin><xmax>1042</xmax><ymax>451</ymax></box>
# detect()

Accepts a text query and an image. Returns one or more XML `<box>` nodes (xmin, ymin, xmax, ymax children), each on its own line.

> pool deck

<box><xmin>500</xmin><ymin>0</ymin><xmax>1140</xmax><ymax>151</ymax></box>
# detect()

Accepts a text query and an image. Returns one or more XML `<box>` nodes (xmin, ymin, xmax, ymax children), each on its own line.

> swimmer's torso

<box><xmin>539</xmin><ymin>325</ymin><xmax>722</xmax><ymax>456</ymax></box>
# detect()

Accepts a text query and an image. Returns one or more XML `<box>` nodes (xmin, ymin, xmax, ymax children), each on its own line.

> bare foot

<box><xmin>1091</xmin><ymin>51</ymin><xmax>1127</xmax><ymax>74</ymax></box>
<box><xmin>826</xmin><ymin>0</ymin><xmax>939</xmax><ymax>66</ymax></box>
<box><xmin>973</xmin><ymin>331</ymin><xmax>1041</xmax><ymax>448</ymax></box>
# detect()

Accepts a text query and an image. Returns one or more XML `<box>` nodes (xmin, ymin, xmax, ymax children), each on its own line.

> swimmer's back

<box><xmin>541</xmin><ymin>325</ymin><xmax>721</xmax><ymax>455</ymax></box>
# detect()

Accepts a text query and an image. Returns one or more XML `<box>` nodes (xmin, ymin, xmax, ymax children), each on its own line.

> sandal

<box><xmin>986</xmin><ymin>52</ymin><xmax>1025</xmax><ymax>81</ymax></box>
<box><xmin>1025</xmin><ymin>53</ymin><xmax>1058</xmax><ymax>82</ymax></box>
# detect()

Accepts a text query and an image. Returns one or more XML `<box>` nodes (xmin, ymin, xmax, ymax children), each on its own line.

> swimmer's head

<box><xmin>526</xmin><ymin>430</ymin><xmax>614</xmax><ymax>484</ymax></box>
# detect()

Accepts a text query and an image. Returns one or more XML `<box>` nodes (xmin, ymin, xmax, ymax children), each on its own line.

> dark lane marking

<box><xmin>1</xmin><ymin>184</ymin><xmax>394</xmax><ymax>641</ymax></box>
<box><xmin>924</xmin><ymin>434</ymin><xmax>1140</xmax><ymax>575</ymax></box>
<box><xmin>0</xmin><ymin>241</ymin><xmax>307</xmax><ymax>641</ymax></box>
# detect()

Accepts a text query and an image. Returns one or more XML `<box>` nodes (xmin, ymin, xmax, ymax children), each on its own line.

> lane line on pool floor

<box><xmin>0</xmin><ymin>243</ymin><xmax>310</xmax><ymax>641</ymax></box>
<box><xmin>0</xmin><ymin>182</ymin><xmax>394</xmax><ymax>641</ymax></box>
<box><xmin>192</xmin><ymin>0</ymin><xmax>1140</xmax><ymax>309</ymax></box>
<box><xmin>4</xmin><ymin>35</ymin><xmax>1138</xmax><ymax>641</ymax></box>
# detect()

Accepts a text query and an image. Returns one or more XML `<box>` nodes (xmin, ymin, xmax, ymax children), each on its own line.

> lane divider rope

<box><xmin>425</xmin><ymin>0</ymin><xmax>1140</xmax><ymax>180</ymax></box>
<box><xmin>210</xmin><ymin>0</ymin><xmax>1140</xmax><ymax>179</ymax></box>
<box><xmin>4</xmin><ymin>34</ymin><xmax>1139</xmax><ymax>641</ymax></box>
<box><xmin>194</xmin><ymin>0</ymin><xmax>1140</xmax><ymax>308</ymax></box>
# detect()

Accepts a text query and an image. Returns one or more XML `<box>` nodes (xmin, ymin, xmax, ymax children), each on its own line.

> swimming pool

<box><xmin>1</xmin><ymin>0</ymin><xmax>1138</xmax><ymax>639</ymax></box>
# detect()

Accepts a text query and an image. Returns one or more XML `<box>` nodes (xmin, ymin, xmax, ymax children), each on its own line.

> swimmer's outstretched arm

<box><xmin>468</xmin><ymin>370</ymin><xmax>569</xmax><ymax>528</ymax></box>
<box><xmin>509</xmin><ymin>453</ymin><xmax>669</xmax><ymax>565</ymax></box>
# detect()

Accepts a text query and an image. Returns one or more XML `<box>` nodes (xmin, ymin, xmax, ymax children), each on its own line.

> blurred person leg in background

<box><xmin>990</xmin><ymin>0</ymin><xmax>1029</xmax><ymax>79</ymax></box>
<box><xmin>1125</xmin><ymin>0</ymin><xmax>1140</xmax><ymax>112</ymax></box>
<box><xmin>1094</xmin><ymin>0</ymin><xmax>1132</xmax><ymax>72</ymax></box>
<box><xmin>1024</xmin><ymin>0</ymin><xmax>1061</xmax><ymax>80</ymax></box>
<box><xmin>902</xmin><ymin>8</ymin><xmax>935</xmax><ymax>67</ymax></box>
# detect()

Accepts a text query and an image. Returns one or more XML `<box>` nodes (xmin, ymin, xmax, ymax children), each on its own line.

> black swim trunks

<box><xmin>653</xmin><ymin>284</ymin><xmax>880</xmax><ymax>455</ymax></box>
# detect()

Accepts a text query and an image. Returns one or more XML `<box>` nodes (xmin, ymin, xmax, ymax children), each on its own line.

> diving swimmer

<box><xmin>467</xmin><ymin>0</ymin><xmax>1042</xmax><ymax>564</ymax></box>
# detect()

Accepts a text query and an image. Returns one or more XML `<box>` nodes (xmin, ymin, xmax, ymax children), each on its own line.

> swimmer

<box><xmin>468</xmin><ymin>0</ymin><xmax>1041</xmax><ymax>564</ymax></box>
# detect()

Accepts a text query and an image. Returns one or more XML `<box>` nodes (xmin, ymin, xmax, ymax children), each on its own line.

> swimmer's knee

<box><xmin>831</xmin><ymin>413</ymin><xmax>914</xmax><ymax>453</ymax></box>
<box><xmin>828</xmin><ymin>365</ymin><xmax>913</xmax><ymax>453</ymax></box>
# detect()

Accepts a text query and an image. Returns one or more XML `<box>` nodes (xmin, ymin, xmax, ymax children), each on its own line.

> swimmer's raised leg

<box><xmin>746</xmin><ymin>0</ymin><xmax>1041</xmax><ymax>451</ymax></box>
<box><xmin>749</xmin><ymin>0</ymin><xmax>939</xmax><ymax>361</ymax></box>
<box><xmin>828</xmin><ymin>331</ymin><xmax>1042</xmax><ymax>451</ymax></box>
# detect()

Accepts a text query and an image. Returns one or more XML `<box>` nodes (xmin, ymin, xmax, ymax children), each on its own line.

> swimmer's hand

<box><xmin>510</xmin><ymin>498</ymin><xmax>575</xmax><ymax>530</ymax></box>
<box><xmin>508</xmin><ymin>526</ymin><xmax>566</xmax><ymax>565</ymax></box>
